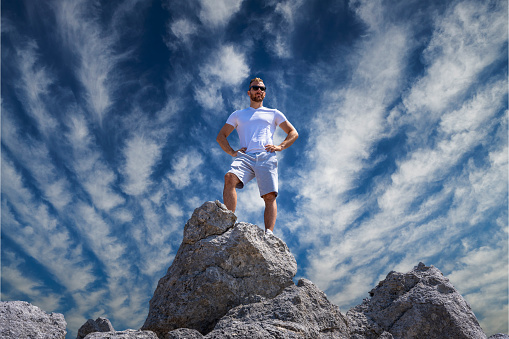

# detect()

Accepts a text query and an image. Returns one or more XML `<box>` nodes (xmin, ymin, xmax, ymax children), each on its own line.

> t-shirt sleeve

<box><xmin>275</xmin><ymin>110</ymin><xmax>287</xmax><ymax>126</ymax></box>
<box><xmin>225</xmin><ymin>111</ymin><xmax>237</xmax><ymax>128</ymax></box>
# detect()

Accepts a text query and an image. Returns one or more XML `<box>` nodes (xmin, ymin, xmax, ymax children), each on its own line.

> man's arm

<box><xmin>216</xmin><ymin>123</ymin><xmax>246</xmax><ymax>156</ymax></box>
<box><xmin>265</xmin><ymin>121</ymin><xmax>299</xmax><ymax>152</ymax></box>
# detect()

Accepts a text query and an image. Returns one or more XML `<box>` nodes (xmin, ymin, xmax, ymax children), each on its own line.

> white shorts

<box><xmin>227</xmin><ymin>151</ymin><xmax>278</xmax><ymax>197</ymax></box>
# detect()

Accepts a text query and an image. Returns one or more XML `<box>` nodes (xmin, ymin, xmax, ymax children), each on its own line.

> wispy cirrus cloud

<box><xmin>13</xmin><ymin>40</ymin><xmax>59</xmax><ymax>136</ymax></box>
<box><xmin>293</xmin><ymin>0</ymin><xmax>412</xmax><ymax>239</ymax></box>
<box><xmin>121</xmin><ymin>135</ymin><xmax>163</xmax><ymax>196</ymax></box>
<box><xmin>169</xmin><ymin>18</ymin><xmax>198</xmax><ymax>46</ymax></box>
<box><xmin>294</xmin><ymin>0</ymin><xmax>507</xmax><ymax>332</ymax></box>
<box><xmin>195</xmin><ymin>44</ymin><xmax>249</xmax><ymax>110</ymax></box>
<box><xmin>1</xmin><ymin>112</ymin><xmax>72</xmax><ymax>211</ymax></box>
<box><xmin>167</xmin><ymin>148</ymin><xmax>205</xmax><ymax>189</ymax></box>
<box><xmin>55</xmin><ymin>0</ymin><xmax>123</xmax><ymax>124</ymax></box>
<box><xmin>1</xmin><ymin>251</ymin><xmax>63</xmax><ymax>312</ymax></box>
<box><xmin>198</xmin><ymin>0</ymin><xmax>244</xmax><ymax>27</ymax></box>
<box><xmin>65</xmin><ymin>112</ymin><xmax>125</xmax><ymax>211</ymax></box>
<box><xmin>1</xmin><ymin>155</ymin><xmax>97</xmax><ymax>294</ymax></box>
<box><xmin>262</xmin><ymin>0</ymin><xmax>304</xmax><ymax>59</ymax></box>
<box><xmin>403</xmin><ymin>0</ymin><xmax>507</xmax><ymax>120</ymax></box>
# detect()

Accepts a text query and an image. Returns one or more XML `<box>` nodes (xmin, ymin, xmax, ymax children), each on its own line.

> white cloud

<box><xmin>55</xmin><ymin>0</ymin><xmax>119</xmax><ymax>123</ymax></box>
<box><xmin>294</xmin><ymin>10</ymin><xmax>411</xmax><ymax>241</ymax></box>
<box><xmin>166</xmin><ymin>202</ymin><xmax>184</xmax><ymax>218</ymax></box>
<box><xmin>448</xmin><ymin>240</ymin><xmax>508</xmax><ymax>335</ymax></box>
<box><xmin>200</xmin><ymin>45</ymin><xmax>249</xmax><ymax>86</ymax></box>
<box><xmin>75</xmin><ymin>203</ymin><xmax>127</xmax><ymax>267</ymax></box>
<box><xmin>194</xmin><ymin>44</ymin><xmax>249</xmax><ymax>110</ymax></box>
<box><xmin>167</xmin><ymin>149</ymin><xmax>205</xmax><ymax>189</ymax></box>
<box><xmin>289</xmin><ymin>2</ymin><xmax>508</xmax><ymax>324</ymax></box>
<box><xmin>263</xmin><ymin>0</ymin><xmax>304</xmax><ymax>59</ymax></box>
<box><xmin>1</xmin><ymin>112</ymin><xmax>72</xmax><ymax>210</ymax></box>
<box><xmin>65</xmin><ymin>113</ymin><xmax>125</xmax><ymax>211</ymax></box>
<box><xmin>1</xmin><ymin>254</ymin><xmax>63</xmax><ymax>312</ymax></box>
<box><xmin>1</xmin><ymin>157</ymin><xmax>97</xmax><ymax>293</ymax></box>
<box><xmin>14</xmin><ymin>40</ymin><xmax>59</xmax><ymax>135</ymax></box>
<box><xmin>198</xmin><ymin>0</ymin><xmax>244</xmax><ymax>27</ymax></box>
<box><xmin>170</xmin><ymin>18</ymin><xmax>198</xmax><ymax>44</ymax></box>
<box><xmin>403</xmin><ymin>0</ymin><xmax>507</xmax><ymax>120</ymax></box>
<box><xmin>121</xmin><ymin>135</ymin><xmax>162</xmax><ymax>196</ymax></box>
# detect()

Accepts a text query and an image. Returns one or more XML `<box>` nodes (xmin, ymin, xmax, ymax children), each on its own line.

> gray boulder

<box><xmin>489</xmin><ymin>335</ymin><xmax>509</xmax><ymax>339</ymax></box>
<box><xmin>205</xmin><ymin>278</ymin><xmax>350</xmax><ymax>339</ymax></box>
<box><xmin>165</xmin><ymin>328</ymin><xmax>204</xmax><ymax>338</ymax></box>
<box><xmin>347</xmin><ymin>262</ymin><xmax>487</xmax><ymax>339</ymax></box>
<box><xmin>141</xmin><ymin>200</ymin><xmax>298</xmax><ymax>336</ymax></box>
<box><xmin>0</xmin><ymin>300</ymin><xmax>67</xmax><ymax>338</ymax></box>
<box><xmin>77</xmin><ymin>317</ymin><xmax>115</xmax><ymax>339</ymax></box>
<box><xmin>84</xmin><ymin>330</ymin><xmax>158</xmax><ymax>338</ymax></box>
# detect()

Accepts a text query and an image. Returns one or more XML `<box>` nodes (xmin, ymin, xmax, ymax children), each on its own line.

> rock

<box><xmin>347</xmin><ymin>262</ymin><xmax>487</xmax><ymax>339</ymax></box>
<box><xmin>77</xmin><ymin>317</ymin><xmax>115</xmax><ymax>339</ymax></box>
<box><xmin>84</xmin><ymin>329</ymin><xmax>158</xmax><ymax>338</ymax></box>
<box><xmin>165</xmin><ymin>328</ymin><xmax>204</xmax><ymax>338</ymax></box>
<box><xmin>489</xmin><ymin>335</ymin><xmax>509</xmax><ymax>339</ymax></box>
<box><xmin>205</xmin><ymin>278</ymin><xmax>350</xmax><ymax>338</ymax></box>
<box><xmin>142</xmin><ymin>200</ymin><xmax>298</xmax><ymax>336</ymax></box>
<box><xmin>0</xmin><ymin>300</ymin><xmax>67</xmax><ymax>339</ymax></box>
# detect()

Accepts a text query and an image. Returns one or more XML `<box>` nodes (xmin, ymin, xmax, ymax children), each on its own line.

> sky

<box><xmin>1</xmin><ymin>0</ymin><xmax>507</xmax><ymax>337</ymax></box>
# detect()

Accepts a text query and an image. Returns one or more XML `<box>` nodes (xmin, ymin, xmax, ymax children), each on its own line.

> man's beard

<box><xmin>250</xmin><ymin>93</ymin><xmax>264</xmax><ymax>102</ymax></box>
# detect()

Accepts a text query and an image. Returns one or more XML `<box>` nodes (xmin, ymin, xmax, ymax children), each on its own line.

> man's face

<box><xmin>248</xmin><ymin>81</ymin><xmax>266</xmax><ymax>102</ymax></box>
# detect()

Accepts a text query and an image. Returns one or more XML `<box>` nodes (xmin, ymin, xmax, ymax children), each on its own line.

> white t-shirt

<box><xmin>226</xmin><ymin>107</ymin><xmax>287</xmax><ymax>153</ymax></box>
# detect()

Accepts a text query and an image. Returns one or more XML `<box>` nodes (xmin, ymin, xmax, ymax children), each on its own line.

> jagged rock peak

<box><xmin>347</xmin><ymin>262</ymin><xmax>488</xmax><ymax>339</ymax></box>
<box><xmin>0</xmin><ymin>301</ymin><xmax>67</xmax><ymax>339</ymax></box>
<box><xmin>182</xmin><ymin>200</ymin><xmax>237</xmax><ymax>244</ymax></box>
<box><xmin>77</xmin><ymin>317</ymin><xmax>115</xmax><ymax>339</ymax></box>
<box><xmin>205</xmin><ymin>278</ymin><xmax>350</xmax><ymax>338</ymax></box>
<box><xmin>142</xmin><ymin>200</ymin><xmax>298</xmax><ymax>337</ymax></box>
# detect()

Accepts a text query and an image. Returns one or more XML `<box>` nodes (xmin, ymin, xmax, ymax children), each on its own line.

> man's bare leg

<box><xmin>223</xmin><ymin>173</ymin><xmax>241</xmax><ymax>212</ymax></box>
<box><xmin>262</xmin><ymin>192</ymin><xmax>277</xmax><ymax>232</ymax></box>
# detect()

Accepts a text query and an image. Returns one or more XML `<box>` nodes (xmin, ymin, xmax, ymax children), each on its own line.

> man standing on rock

<box><xmin>216</xmin><ymin>77</ymin><xmax>298</xmax><ymax>236</ymax></box>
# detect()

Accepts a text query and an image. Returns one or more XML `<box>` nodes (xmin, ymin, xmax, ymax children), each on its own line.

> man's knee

<box><xmin>262</xmin><ymin>192</ymin><xmax>277</xmax><ymax>202</ymax></box>
<box><xmin>224</xmin><ymin>172</ymin><xmax>240</xmax><ymax>187</ymax></box>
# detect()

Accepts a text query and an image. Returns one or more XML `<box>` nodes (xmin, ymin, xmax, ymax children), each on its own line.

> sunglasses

<box><xmin>249</xmin><ymin>85</ymin><xmax>266</xmax><ymax>92</ymax></box>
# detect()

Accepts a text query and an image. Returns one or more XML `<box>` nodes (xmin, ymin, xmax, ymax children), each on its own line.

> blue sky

<box><xmin>1</xmin><ymin>0</ymin><xmax>507</xmax><ymax>337</ymax></box>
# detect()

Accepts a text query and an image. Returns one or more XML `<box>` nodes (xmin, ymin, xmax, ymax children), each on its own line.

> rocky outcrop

<box><xmin>2</xmin><ymin>202</ymin><xmax>506</xmax><ymax>339</ymax></box>
<box><xmin>205</xmin><ymin>278</ymin><xmax>350</xmax><ymax>338</ymax></box>
<box><xmin>77</xmin><ymin>317</ymin><xmax>115</xmax><ymax>339</ymax></box>
<box><xmin>347</xmin><ymin>262</ymin><xmax>487</xmax><ymax>339</ymax></box>
<box><xmin>0</xmin><ymin>301</ymin><xmax>67</xmax><ymax>339</ymax></box>
<box><xmin>141</xmin><ymin>201</ymin><xmax>298</xmax><ymax>336</ymax></box>
<box><xmin>84</xmin><ymin>330</ymin><xmax>158</xmax><ymax>338</ymax></box>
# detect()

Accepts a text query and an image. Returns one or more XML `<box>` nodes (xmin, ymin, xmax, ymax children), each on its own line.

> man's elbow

<box><xmin>292</xmin><ymin>129</ymin><xmax>299</xmax><ymax>140</ymax></box>
<box><xmin>216</xmin><ymin>134</ymin><xmax>225</xmax><ymax>144</ymax></box>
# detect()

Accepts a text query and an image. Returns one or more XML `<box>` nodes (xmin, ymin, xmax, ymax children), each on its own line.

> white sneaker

<box><xmin>265</xmin><ymin>229</ymin><xmax>274</xmax><ymax>237</ymax></box>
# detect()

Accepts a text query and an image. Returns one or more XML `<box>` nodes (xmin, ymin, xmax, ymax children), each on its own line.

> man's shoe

<box><xmin>265</xmin><ymin>229</ymin><xmax>274</xmax><ymax>237</ymax></box>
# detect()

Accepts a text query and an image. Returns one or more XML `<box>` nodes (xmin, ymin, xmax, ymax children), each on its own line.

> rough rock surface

<box><xmin>142</xmin><ymin>201</ymin><xmax>298</xmax><ymax>336</ymax></box>
<box><xmin>165</xmin><ymin>328</ymin><xmax>204</xmax><ymax>338</ymax></box>
<box><xmin>205</xmin><ymin>278</ymin><xmax>350</xmax><ymax>338</ymax></box>
<box><xmin>0</xmin><ymin>300</ymin><xmax>67</xmax><ymax>339</ymax></box>
<box><xmin>77</xmin><ymin>317</ymin><xmax>115</xmax><ymax>339</ymax></box>
<box><xmin>347</xmin><ymin>262</ymin><xmax>487</xmax><ymax>339</ymax></box>
<box><xmin>489</xmin><ymin>335</ymin><xmax>509</xmax><ymax>339</ymax></box>
<box><xmin>84</xmin><ymin>330</ymin><xmax>158</xmax><ymax>338</ymax></box>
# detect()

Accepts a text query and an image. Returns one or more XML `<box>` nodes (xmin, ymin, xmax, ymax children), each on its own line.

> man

<box><xmin>216</xmin><ymin>77</ymin><xmax>298</xmax><ymax>235</ymax></box>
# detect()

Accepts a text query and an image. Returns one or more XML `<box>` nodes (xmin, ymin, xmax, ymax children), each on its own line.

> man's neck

<box><xmin>250</xmin><ymin>101</ymin><xmax>263</xmax><ymax>109</ymax></box>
